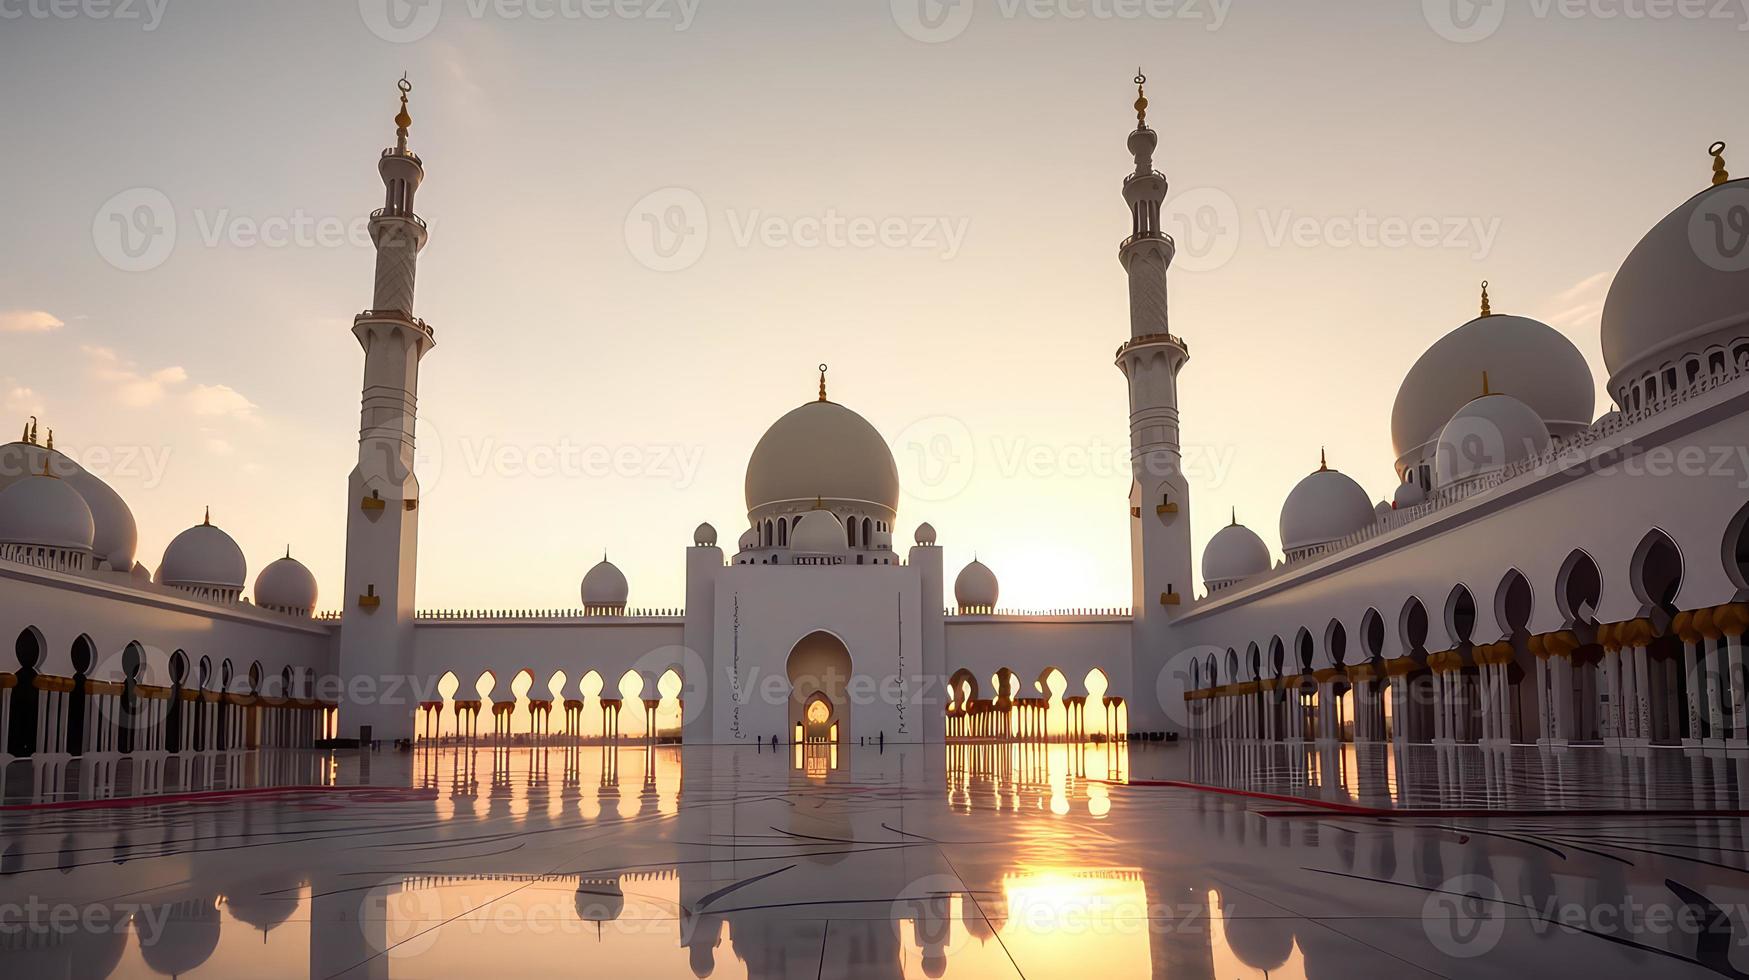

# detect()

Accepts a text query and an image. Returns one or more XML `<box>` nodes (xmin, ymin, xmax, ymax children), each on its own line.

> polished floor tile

<box><xmin>1</xmin><ymin>741</ymin><xmax>1747</xmax><ymax>977</ymax></box>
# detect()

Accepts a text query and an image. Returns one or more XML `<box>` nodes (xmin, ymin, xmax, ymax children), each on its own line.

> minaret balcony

<box><xmin>1118</xmin><ymin>229</ymin><xmax>1173</xmax><ymax>251</ymax></box>
<box><xmin>1123</xmin><ymin>168</ymin><xmax>1167</xmax><ymax>186</ymax></box>
<box><xmin>355</xmin><ymin>309</ymin><xmax>436</xmax><ymax>341</ymax></box>
<box><xmin>380</xmin><ymin>147</ymin><xmax>424</xmax><ymax>166</ymax></box>
<box><xmin>1114</xmin><ymin>332</ymin><xmax>1188</xmax><ymax>361</ymax></box>
<box><xmin>369</xmin><ymin>208</ymin><xmax>428</xmax><ymax>230</ymax></box>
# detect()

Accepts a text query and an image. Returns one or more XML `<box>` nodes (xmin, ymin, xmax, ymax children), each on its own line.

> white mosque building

<box><xmin>1</xmin><ymin>76</ymin><xmax>1747</xmax><ymax>759</ymax></box>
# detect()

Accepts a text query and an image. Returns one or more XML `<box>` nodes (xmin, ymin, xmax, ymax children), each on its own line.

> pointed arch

<box><xmin>1631</xmin><ymin>528</ymin><xmax>1684</xmax><ymax>613</ymax></box>
<box><xmin>1556</xmin><ymin>549</ymin><xmax>1603</xmax><ymax>625</ymax></box>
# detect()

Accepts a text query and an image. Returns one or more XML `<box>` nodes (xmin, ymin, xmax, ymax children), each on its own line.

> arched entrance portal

<box><xmin>787</xmin><ymin>631</ymin><xmax>852</xmax><ymax>744</ymax></box>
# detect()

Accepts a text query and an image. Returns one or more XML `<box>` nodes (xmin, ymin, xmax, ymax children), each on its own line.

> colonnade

<box><xmin>1189</xmin><ymin>603</ymin><xmax>1749</xmax><ymax>753</ymax></box>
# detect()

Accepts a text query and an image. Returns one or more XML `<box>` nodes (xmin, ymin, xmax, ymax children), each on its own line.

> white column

<box><xmin>1632</xmin><ymin>645</ymin><xmax>1653</xmax><ymax>744</ymax></box>
<box><xmin>1600</xmin><ymin>648</ymin><xmax>1621</xmax><ymax>744</ymax></box>
<box><xmin>1683</xmin><ymin>638</ymin><xmax>1704</xmax><ymax>745</ymax></box>
<box><xmin>1705</xmin><ymin>635</ymin><xmax>1727</xmax><ymax>746</ymax></box>
<box><xmin>1551</xmin><ymin>655</ymin><xmax>1574</xmax><ymax>742</ymax></box>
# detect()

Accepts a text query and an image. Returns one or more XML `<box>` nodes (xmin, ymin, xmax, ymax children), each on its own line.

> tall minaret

<box><xmin>1114</xmin><ymin>71</ymin><xmax>1193</xmax><ymax>732</ymax></box>
<box><xmin>338</xmin><ymin>77</ymin><xmax>436</xmax><ymax>744</ymax></box>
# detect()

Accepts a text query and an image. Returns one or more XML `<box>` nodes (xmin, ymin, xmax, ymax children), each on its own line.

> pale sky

<box><xmin>0</xmin><ymin>0</ymin><xmax>1740</xmax><ymax>611</ymax></box>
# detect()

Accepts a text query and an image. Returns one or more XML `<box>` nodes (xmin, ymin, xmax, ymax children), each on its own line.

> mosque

<box><xmin>2</xmin><ymin>74</ymin><xmax>1748</xmax><ymax>759</ymax></box>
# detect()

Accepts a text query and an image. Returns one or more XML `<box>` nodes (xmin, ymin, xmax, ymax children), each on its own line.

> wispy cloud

<box><xmin>1541</xmin><ymin>270</ymin><xmax>1610</xmax><ymax>330</ymax></box>
<box><xmin>186</xmin><ymin>384</ymin><xmax>257</xmax><ymax>420</ymax></box>
<box><xmin>0</xmin><ymin>309</ymin><xmax>65</xmax><ymax>333</ymax></box>
<box><xmin>83</xmin><ymin>344</ymin><xmax>189</xmax><ymax>408</ymax></box>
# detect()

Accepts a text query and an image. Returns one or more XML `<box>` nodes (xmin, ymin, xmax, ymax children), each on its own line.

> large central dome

<box><xmin>745</xmin><ymin>399</ymin><xmax>900</xmax><ymax>515</ymax></box>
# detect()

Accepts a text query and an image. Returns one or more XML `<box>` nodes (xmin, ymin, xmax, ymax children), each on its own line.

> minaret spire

<box><xmin>394</xmin><ymin>74</ymin><xmax>413</xmax><ymax>154</ymax></box>
<box><xmin>818</xmin><ymin>363</ymin><xmax>829</xmax><ymax>402</ymax></box>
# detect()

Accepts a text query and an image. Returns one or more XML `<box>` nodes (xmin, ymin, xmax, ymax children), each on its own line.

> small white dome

<box><xmin>914</xmin><ymin>522</ymin><xmax>937</xmax><ymax>545</ymax></box>
<box><xmin>737</xmin><ymin>527</ymin><xmax>757</xmax><ymax>551</ymax></box>
<box><xmin>160</xmin><ymin>514</ymin><xmax>246</xmax><ymax>590</ymax></box>
<box><xmin>130</xmin><ymin>561</ymin><xmax>152</xmax><ymax>583</ymax></box>
<box><xmin>955</xmin><ymin>559</ymin><xmax>999</xmax><ymax>610</ymax></box>
<box><xmin>693</xmin><ymin>522</ymin><xmax>717</xmax><ymax>547</ymax></box>
<box><xmin>1279</xmin><ymin>460</ymin><xmax>1375</xmax><ymax>554</ymax></box>
<box><xmin>1201</xmin><ymin>519</ymin><xmax>1270</xmax><ymax>587</ymax></box>
<box><xmin>1392</xmin><ymin>480</ymin><xmax>1427</xmax><ymax>508</ymax></box>
<box><xmin>1390</xmin><ymin>312</ymin><xmax>1592</xmax><ymax>472</ymax></box>
<box><xmin>1602</xmin><ymin>176</ymin><xmax>1749</xmax><ymax>390</ymax></box>
<box><xmin>254</xmin><ymin>552</ymin><xmax>318</xmax><ymax>614</ymax></box>
<box><xmin>0</xmin><ymin>473</ymin><xmax>95</xmax><ymax>552</ymax></box>
<box><xmin>790</xmin><ymin>509</ymin><xmax>848</xmax><ymax>555</ymax></box>
<box><xmin>582</xmin><ymin>557</ymin><xmax>629</xmax><ymax>608</ymax></box>
<box><xmin>64</xmin><ymin>467</ymin><xmax>136</xmax><ymax>569</ymax></box>
<box><xmin>1434</xmin><ymin>391</ymin><xmax>1551</xmax><ymax>486</ymax></box>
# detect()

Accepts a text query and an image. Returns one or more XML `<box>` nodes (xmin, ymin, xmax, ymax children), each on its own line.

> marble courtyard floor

<box><xmin>2</xmin><ymin>741</ymin><xmax>1749</xmax><ymax>977</ymax></box>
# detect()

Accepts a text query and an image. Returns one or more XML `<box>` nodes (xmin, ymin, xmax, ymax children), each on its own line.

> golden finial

<box><xmin>1480</xmin><ymin>280</ymin><xmax>1492</xmax><ymax>318</ymax></box>
<box><xmin>44</xmin><ymin>429</ymin><xmax>53</xmax><ymax>453</ymax></box>
<box><xmin>285</xmin><ymin>545</ymin><xmax>292</xmax><ymax>559</ymax></box>
<box><xmin>1133</xmin><ymin>69</ymin><xmax>1149</xmax><ymax>127</ymax></box>
<box><xmin>817</xmin><ymin>363</ymin><xmax>829</xmax><ymax>402</ymax></box>
<box><xmin>394</xmin><ymin>74</ymin><xmax>413</xmax><ymax>152</ymax></box>
<box><xmin>1319</xmin><ymin>447</ymin><xmax>1328</xmax><ymax>472</ymax></box>
<box><xmin>1481</xmin><ymin>370</ymin><xmax>1492</xmax><ymax>396</ymax></box>
<box><xmin>203</xmin><ymin>506</ymin><xmax>211</xmax><ymax>526</ymax></box>
<box><xmin>1230</xmin><ymin>507</ymin><xmax>1237</xmax><ymax>526</ymax></box>
<box><xmin>27</xmin><ymin>417</ymin><xmax>37</xmax><ymax>445</ymax></box>
<box><xmin>1712</xmin><ymin>141</ymin><xmax>1730</xmax><ymax>186</ymax></box>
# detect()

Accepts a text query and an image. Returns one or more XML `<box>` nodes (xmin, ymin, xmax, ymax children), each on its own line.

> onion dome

<box><xmin>0</xmin><ymin>429</ymin><xmax>137</xmax><ymax>569</ymax></box>
<box><xmin>954</xmin><ymin>558</ymin><xmax>999</xmax><ymax>612</ymax></box>
<box><xmin>159</xmin><ymin>509</ymin><xmax>247</xmax><ymax>601</ymax></box>
<box><xmin>582</xmin><ymin>556</ymin><xmax>629</xmax><ymax>613</ymax></box>
<box><xmin>64</xmin><ymin>467</ymin><xmax>136</xmax><ymax>569</ymax></box>
<box><xmin>1392</xmin><ymin>480</ymin><xmax>1427</xmax><ymax>508</ymax></box>
<box><xmin>914</xmin><ymin>522</ymin><xmax>938</xmax><ymax>545</ymax></box>
<box><xmin>1602</xmin><ymin>147</ymin><xmax>1749</xmax><ymax>394</ymax></box>
<box><xmin>1433</xmin><ymin>380</ymin><xmax>1551</xmax><ymax>487</ymax></box>
<box><xmin>745</xmin><ymin>369</ymin><xmax>900</xmax><ymax>519</ymax></box>
<box><xmin>0</xmin><ymin>471</ymin><xmax>95</xmax><ymax>552</ymax></box>
<box><xmin>1390</xmin><ymin>286</ymin><xmax>1592</xmax><ymax>475</ymax></box>
<box><xmin>737</xmin><ymin>527</ymin><xmax>757</xmax><ymax>552</ymax></box>
<box><xmin>1201</xmin><ymin>512</ymin><xmax>1270</xmax><ymax>592</ymax></box>
<box><xmin>1279</xmin><ymin>452</ymin><xmax>1375</xmax><ymax>557</ymax></box>
<box><xmin>693</xmin><ymin>522</ymin><xmax>717</xmax><ymax>547</ymax></box>
<box><xmin>254</xmin><ymin>549</ymin><xmax>318</xmax><ymax>616</ymax></box>
<box><xmin>130</xmin><ymin>561</ymin><xmax>152</xmax><ymax>583</ymax></box>
<box><xmin>790</xmin><ymin>507</ymin><xmax>848</xmax><ymax>559</ymax></box>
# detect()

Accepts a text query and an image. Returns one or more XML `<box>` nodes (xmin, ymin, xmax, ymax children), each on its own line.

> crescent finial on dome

<box><xmin>1480</xmin><ymin>280</ymin><xmax>1492</xmax><ymax>318</ymax></box>
<box><xmin>817</xmin><ymin>363</ymin><xmax>829</xmax><ymax>402</ymax></box>
<box><xmin>1319</xmin><ymin>447</ymin><xmax>1328</xmax><ymax>472</ymax></box>
<box><xmin>1713</xmin><ymin>141</ymin><xmax>1730</xmax><ymax>186</ymax></box>
<box><xmin>1134</xmin><ymin>69</ymin><xmax>1149</xmax><ymax>127</ymax></box>
<box><xmin>203</xmin><ymin>506</ymin><xmax>211</xmax><ymax>526</ymax></box>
